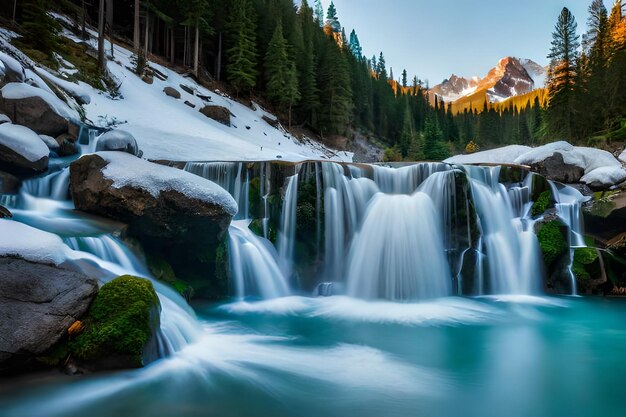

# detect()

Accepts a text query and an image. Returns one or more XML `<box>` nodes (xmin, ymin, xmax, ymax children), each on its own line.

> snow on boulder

<box><xmin>95</xmin><ymin>130</ymin><xmax>142</xmax><ymax>157</ymax></box>
<box><xmin>70</xmin><ymin>152</ymin><xmax>238</xmax><ymax>298</ymax></box>
<box><xmin>0</xmin><ymin>52</ymin><xmax>25</xmax><ymax>83</ymax></box>
<box><xmin>444</xmin><ymin>145</ymin><xmax>531</xmax><ymax>165</ymax></box>
<box><xmin>39</xmin><ymin>134</ymin><xmax>60</xmax><ymax>151</ymax></box>
<box><xmin>0</xmin><ymin>83</ymin><xmax>78</xmax><ymax>137</ymax></box>
<box><xmin>0</xmin><ymin>123</ymin><xmax>49</xmax><ymax>173</ymax></box>
<box><xmin>0</xmin><ymin>113</ymin><xmax>10</xmax><ymax>124</ymax></box>
<box><xmin>35</xmin><ymin>67</ymin><xmax>91</xmax><ymax>105</ymax></box>
<box><xmin>0</xmin><ymin>219</ymin><xmax>68</xmax><ymax>265</ymax></box>
<box><xmin>581</xmin><ymin>166</ymin><xmax>626</xmax><ymax>190</ymax></box>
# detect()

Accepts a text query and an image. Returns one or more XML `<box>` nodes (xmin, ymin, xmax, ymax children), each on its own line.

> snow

<box><xmin>0</xmin><ymin>82</ymin><xmax>78</xmax><ymax>121</ymax></box>
<box><xmin>0</xmin><ymin>51</ymin><xmax>25</xmax><ymax>81</ymax></box>
<box><xmin>580</xmin><ymin>166</ymin><xmax>626</xmax><ymax>187</ymax></box>
<box><xmin>98</xmin><ymin>151</ymin><xmax>238</xmax><ymax>215</ymax></box>
<box><xmin>62</xmin><ymin>22</ymin><xmax>351</xmax><ymax>163</ymax></box>
<box><xmin>514</xmin><ymin>141</ymin><xmax>576</xmax><ymax>166</ymax></box>
<box><xmin>0</xmin><ymin>219</ymin><xmax>68</xmax><ymax>265</ymax></box>
<box><xmin>0</xmin><ymin>60</ymin><xmax>5</xmax><ymax>77</ymax></box>
<box><xmin>0</xmin><ymin>123</ymin><xmax>49</xmax><ymax>162</ymax></box>
<box><xmin>0</xmin><ymin>114</ymin><xmax>10</xmax><ymax>124</ymax></box>
<box><xmin>35</xmin><ymin>67</ymin><xmax>91</xmax><ymax>104</ymax></box>
<box><xmin>39</xmin><ymin>134</ymin><xmax>60</xmax><ymax>150</ymax></box>
<box><xmin>444</xmin><ymin>145</ymin><xmax>532</xmax><ymax>165</ymax></box>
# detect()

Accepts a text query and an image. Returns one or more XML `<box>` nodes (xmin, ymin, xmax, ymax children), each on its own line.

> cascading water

<box><xmin>277</xmin><ymin>174</ymin><xmax>299</xmax><ymax>278</ymax></box>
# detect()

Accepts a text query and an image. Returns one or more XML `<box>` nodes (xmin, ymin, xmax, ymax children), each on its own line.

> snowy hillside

<box><xmin>0</xmin><ymin>16</ymin><xmax>352</xmax><ymax>163</ymax></box>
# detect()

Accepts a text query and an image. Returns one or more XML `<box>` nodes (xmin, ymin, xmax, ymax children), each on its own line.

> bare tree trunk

<box><xmin>183</xmin><ymin>27</ymin><xmax>187</xmax><ymax>67</ymax></box>
<box><xmin>81</xmin><ymin>0</ymin><xmax>87</xmax><ymax>39</ymax></box>
<box><xmin>193</xmin><ymin>25</ymin><xmax>199</xmax><ymax>78</ymax></box>
<box><xmin>106</xmin><ymin>0</ymin><xmax>114</xmax><ymax>58</ymax></box>
<box><xmin>170</xmin><ymin>28</ymin><xmax>175</xmax><ymax>65</ymax></box>
<box><xmin>133</xmin><ymin>0</ymin><xmax>140</xmax><ymax>53</ymax></box>
<box><xmin>144</xmin><ymin>12</ymin><xmax>149</xmax><ymax>57</ymax></box>
<box><xmin>12</xmin><ymin>0</ymin><xmax>17</xmax><ymax>24</ymax></box>
<box><xmin>98</xmin><ymin>0</ymin><xmax>106</xmax><ymax>71</ymax></box>
<box><xmin>216</xmin><ymin>31</ymin><xmax>222</xmax><ymax>81</ymax></box>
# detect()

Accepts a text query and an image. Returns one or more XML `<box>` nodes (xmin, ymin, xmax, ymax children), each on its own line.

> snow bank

<box><xmin>0</xmin><ymin>82</ymin><xmax>78</xmax><ymax>121</ymax></box>
<box><xmin>444</xmin><ymin>145</ymin><xmax>531</xmax><ymax>165</ymax></box>
<box><xmin>0</xmin><ymin>114</ymin><xmax>10</xmax><ymax>124</ymax></box>
<box><xmin>581</xmin><ymin>166</ymin><xmax>626</xmax><ymax>188</ymax></box>
<box><xmin>0</xmin><ymin>51</ymin><xmax>25</xmax><ymax>81</ymax></box>
<box><xmin>39</xmin><ymin>134</ymin><xmax>60</xmax><ymax>150</ymax></box>
<box><xmin>98</xmin><ymin>151</ymin><xmax>238</xmax><ymax>215</ymax></box>
<box><xmin>35</xmin><ymin>67</ymin><xmax>91</xmax><ymax>104</ymax></box>
<box><xmin>0</xmin><ymin>219</ymin><xmax>68</xmax><ymax>265</ymax></box>
<box><xmin>0</xmin><ymin>123</ymin><xmax>49</xmax><ymax>161</ymax></box>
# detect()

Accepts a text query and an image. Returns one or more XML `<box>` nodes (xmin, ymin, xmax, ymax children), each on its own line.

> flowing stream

<box><xmin>3</xmin><ymin>149</ymin><xmax>623</xmax><ymax>417</ymax></box>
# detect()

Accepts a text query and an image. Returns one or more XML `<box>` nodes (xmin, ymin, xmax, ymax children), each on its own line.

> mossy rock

<box><xmin>531</xmin><ymin>190</ymin><xmax>552</xmax><ymax>217</ymax></box>
<box><xmin>70</xmin><ymin>275</ymin><xmax>161</xmax><ymax>369</ymax></box>
<box><xmin>537</xmin><ymin>220</ymin><xmax>568</xmax><ymax>268</ymax></box>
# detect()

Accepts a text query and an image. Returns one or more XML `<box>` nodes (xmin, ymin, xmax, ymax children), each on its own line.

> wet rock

<box><xmin>95</xmin><ymin>130</ymin><xmax>142</xmax><ymax>157</ymax></box>
<box><xmin>0</xmin><ymin>123</ymin><xmax>49</xmax><ymax>175</ymax></box>
<box><xmin>0</xmin><ymin>205</ymin><xmax>11</xmax><ymax>218</ymax></box>
<box><xmin>200</xmin><ymin>105</ymin><xmax>231</xmax><ymax>126</ymax></box>
<box><xmin>0</xmin><ymin>171</ymin><xmax>21</xmax><ymax>194</ymax></box>
<box><xmin>184</xmin><ymin>100</ymin><xmax>196</xmax><ymax>108</ymax></box>
<box><xmin>179</xmin><ymin>84</ymin><xmax>194</xmax><ymax>95</ymax></box>
<box><xmin>0</xmin><ymin>257</ymin><xmax>98</xmax><ymax>373</ymax></box>
<box><xmin>530</xmin><ymin>152</ymin><xmax>584</xmax><ymax>184</ymax></box>
<box><xmin>163</xmin><ymin>86</ymin><xmax>181</xmax><ymax>99</ymax></box>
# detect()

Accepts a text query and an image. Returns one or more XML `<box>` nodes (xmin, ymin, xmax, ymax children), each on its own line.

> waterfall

<box><xmin>346</xmin><ymin>192</ymin><xmax>452</xmax><ymax>301</ymax></box>
<box><xmin>229</xmin><ymin>220</ymin><xmax>290</xmax><ymax>300</ymax></box>
<box><xmin>277</xmin><ymin>174</ymin><xmax>299</xmax><ymax>278</ymax></box>
<box><xmin>22</xmin><ymin>168</ymin><xmax>71</xmax><ymax>200</ymax></box>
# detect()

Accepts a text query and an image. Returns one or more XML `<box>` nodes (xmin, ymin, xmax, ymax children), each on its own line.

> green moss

<box><xmin>537</xmin><ymin>221</ymin><xmax>568</xmax><ymax>267</ymax></box>
<box><xmin>531</xmin><ymin>190</ymin><xmax>552</xmax><ymax>217</ymax></box>
<box><xmin>572</xmin><ymin>238</ymin><xmax>599</xmax><ymax>281</ymax></box>
<box><xmin>70</xmin><ymin>275</ymin><xmax>159</xmax><ymax>367</ymax></box>
<box><xmin>248</xmin><ymin>177</ymin><xmax>262</xmax><ymax>218</ymax></box>
<box><xmin>215</xmin><ymin>239</ymin><xmax>229</xmax><ymax>284</ymax></box>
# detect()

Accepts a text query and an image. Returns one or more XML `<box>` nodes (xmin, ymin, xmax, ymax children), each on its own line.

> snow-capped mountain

<box><xmin>431</xmin><ymin>57</ymin><xmax>547</xmax><ymax>105</ymax></box>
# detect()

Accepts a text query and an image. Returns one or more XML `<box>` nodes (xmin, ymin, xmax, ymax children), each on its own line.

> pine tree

<box><xmin>546</xmin><ymin>7</ymin><xmax>580</xmax><ymax>139</ymax></box>
<box><xmin>20</xmin><ymin>0</ymin><xmax>60</xmax><ymax>56</ymax></box>
<box><xmin>181</xmin><ymin>0</ymin><xmax>213</xmax><ymax>77</ymax></box>
<box><xmin>377</xmin><ymin>52</ymin><xmax>387</xmax><ymax>80</ymax></box>
<box><xmin>401</xmin><ymin>69</ymin><xmax>408</xmax><ymax>88</ymax></box>
<box><xmin>226</xmin><ymin>0</ymin><xmax>258</xmax><ymax>95</ymax></box>
<box><xmin>318</xmin><ymin>43</ymin><xmax>352</xmax><ymax>135</ymax></box>
<box><xmin>327</xmin><ymin>1</ymin><xmax>337</xmax><ymax>20</ymax></box>
<box><xmin>399</xmin><ymin>103</ymin><xmax>415</xmax><ymax>157</ymax></box>
<box><xmin>313</xmin><ymin>0</ymin><xmax>324</xmax><ymax>26</ymax></box>
<box><xmin>349</xmin><ymin>30</ymin><xmax>362</xmax><ymax>59</ymax></box>
<box><xmin>265</xmin><ymin>22</ymin><xmax>300</xmax><ymax>127</ymax></box>
<box><xmin>422</xmin><ymin>116</ymin><xmax>450</xmax><ymax>161</ymax></box>
<box><xmin>296</xmin><ymin>0</ymin><xmax>320</xmax><ymax>125</ymax></box>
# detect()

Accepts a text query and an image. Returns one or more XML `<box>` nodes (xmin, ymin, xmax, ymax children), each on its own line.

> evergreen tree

<box><xmin>349</xmin><ymin>29</ymin><xmax>362</xmax><ymax>59</ymax></box>
<box><xmin>401</xmin><ymin>69</ymin><xmax>408</xmax><ymax>88</ymax></box>
<box><xmin>20</xmin><ymin>0</ymin><xmax>60</xmax><ymax>56</ymax></box>
<box><xmin>318</xmin><ymin>43</ymin><xmax>352</xmax><ymax>135</ymax></box>
<box><xmin>422</xmin><ymin>116</ymin><xmax>450</xmax><ymax>161</ymax></box>
<box><xmin>327</xmin><ymin>1</ymin><xmax>337</xmax><ymax>20</ymax></box>
<box><xmin>546</xmin><ymin>7</ymin><xmax>580</xmax><ymax>139</ymax></box>
<box><xmin>226</xmin><ymin>0</ymin><xmax>258</xmax><ymax>94</ymax></box>
<box><xmin>399</xmin><ymin>103</ymin><xmax>415</xmax><ymax>157</ymax></box>
<box><xmin>377</xmin><ymin>52</ymin><xmax>387</xmax><ymax>80</ymax></box>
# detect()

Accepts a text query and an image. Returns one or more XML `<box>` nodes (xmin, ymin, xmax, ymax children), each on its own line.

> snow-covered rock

<box><xmin>444</xmin><ymin>145</ymin><xmax>532</xmax><ymax>165</ymax></box>
<box><xmin>0</xmin><ymin>219</ymin><xmax>68</xmax><ymax>264</ymax></box>
<box><xmin>0</xmin><ymin>83</ymin><xmax>78</xmax><ymax>137</ymax></box>
<box><xmin>0</xmin><ymin>52</ymin><xmax>25</xmax><ymax>83</ymax></box>
<box><xmin>34</xmin><ymin>67</ymin><xmax>91</xmax><ymax>105</ymax></box>
<box><xmin>0</xmin><ymin>123</ymin><xmax>49</xmax><ymax>173</ymax></box>
<box><xmin>581</xmin><ymin>166</ymin><xmax>626</xmax><ymax>189</ymax></box>
<box><xmin>0</xmin><ymin>113</ymin><xmax>10</xmax><ymax>124</ymax></box>
<box><xmin>39</xmin><ymin>134</ymin><xmax>60</xmax><ymax>151</ymax></box>
<box><xmin>95</xmin><ymin>130</ymin><xmax>142</xmax><ymax>157</ymax></box>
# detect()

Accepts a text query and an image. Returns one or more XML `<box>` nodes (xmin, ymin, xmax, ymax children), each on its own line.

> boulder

<box><xmin>179</xmin><ymin>84</ymin><xmax>194</xmax><ymax>95</ymax></box>
<box><xmin>141</xmin><ymin>74</ymin><xmax>153</xmax><ymax>85</ymax></box>
<box><xmin>0</xmin><ymin>205</ymin><xmax>11</xmax><ymax>218</ymax></box>
<box><xmin>68</xmin><ymin>275</ymin><xmax>161</xmax><ymax>370</ymax></box>
<box><xmin>262</xmin><ymin>114</ymin><xmax>280</xmax><ymax>128</ymax></box>
<box><xmin>0</xmin><ymin>257</ymin><xmax>98</xmax><ymax>373</ymax></box>
<box><xmin>0</xmin><ymin>113</ymin><xmax>10</xmax><ymax>124</ymax></box>
<box><xmin>200</xmin><ymin>105</ymin><xmax>231</xmax><ymax>126</ymax></box>
<box><xmin>184</xmin><ymin>100</ymin><xmax>196</xmax><ymax>108</ymax></box>
<box><xmin>0</xmin><ymin>83</ymin><xmax>73</xmax><ymax>137</ymax></box>
<box><xmin>529</xmin><ymin>152</ymin><xmax>584</xmax><ymax>184</ymax></box>
<box><xmin>0</xmin><ymin>171</ymin><xmax>20</xmax><ymax>194</ymax></box>
<box><xmin>95</xmin><ymin>130</ymin><xmax>142</xmax><ymax>157</ymax></box>
<box><xmin>70</xmin><ymin>153</ymin><xmax>237</xmax><ymax>298</ymax></box>
<box><xmin>0</xmin><ymin>53</ymin><xmax>25</xmax><ymax>84</ymax></box>
<box><xmin>163</xmin><ymin>86</ymin><xmax>181</xmax><ymax>99</ymax></box>
<box><xmin>40</xmin><ymin>134</ymin><xmax>60</xmax><ymax>151</ymax></box>
<box><xmin>0</xmin><ymin>123</ymin><xmax>49</xmax><ymax>175</ymax></box>
<box><xmin>584</xmin><ymin>189</ymin><xmax>626</xmax><ymax>242</ymax></box>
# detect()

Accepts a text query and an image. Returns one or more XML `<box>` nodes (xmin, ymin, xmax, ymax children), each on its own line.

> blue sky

<box><xmin>316</xmin><ymin>0</ymin><xmax>611</xmax><ymax>85</ymax></box>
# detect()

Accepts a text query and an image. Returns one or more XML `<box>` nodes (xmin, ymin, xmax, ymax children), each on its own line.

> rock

<box><xmin>262</xmin><ymin>115</ymin><xmax>280</xmax><ymax>128</ymax></box>
<box><xmin>0</xmin><ymin>84</ymin><xmax>71</xmax><ymax>137</ymax></box>
<box><xmin>0</xmin><ymin>257</ymin><xmax>98</xmax><ymax>373</ymax></box>
<box><xmin>0</xmin><ymin>171</ymin><xmax>20</xmax><ymax>193</ymax></box>
<box><xmin>0</xmin><ymin>205</ymin><xmax>11</xmax><ymax>218</ymax></box>
<box><xmin>141</xmin><ymin>74</ymin><xmax>153</xmax><ymax>84</ymax></box>
<box><xmin>530</xmin><ymin>152</ymin><xmax>584</xmax><ymax>184</ymax></box>
<box><xmin>40</xmin><ymin>134</ymin><xmax>60</xmax><ymax>151</ymax></box>
<box><xmin>584</xmin><ymin>189</ymin><xmax>626</xmax><ymax>242</ymax></box>
<box><xmin>184</xmin><ymin>100</ymin><xmax>196</xmax><ymax>108</ymax></box>
<box><xmin>0</xmin><ymin>123</ymin><xmax>49</xmax><ymax>175</ymax></box>
<box><xmin>68</xmin><ymin>275</ymin><xmax>160</xmax><ymax>370</ymax></box>
<box><xmin>0</xmin><ymin>113</ymin><xmax>10</xmax><ymax>124</ymax></box>
<box><xmin>0</xmin><ymin>53</ymin><xmax>25</xmax><ymax>84</ymax></box>
<box><xmin>56</xmin><ymin>135</ymin><xmax>80</xmax><ymax>157</ymax></box>
<box><xmin>179</xmin><ymin>84</ymin><xmax>194</xmax><ymax>95</ymax></box>
<box><xmin>535</xmin><ymin>219</ymin><xmax>572</xmax><ymax>294</ymax></box>
<box><xmin>200</xmin><ymin>105</ymin><xmax>231</xmax><ymax>126</ymax></box>
<box><xmin>95</xmin><ymin>130</ymin><xmax>142</xmax><ymax>157</ymax></box>
<box><xmin>163</xmin><ymin>86</ymin><xmax>181</xmax><ymax>99</ymax></box>
<box><xmin>326</xmin><ymin>135</ymin><xmax>349</xmax><ymax>151</ymax></box>
<box><xmin>70</xmin><ymin>153</ymin><xmax>237</xmax><ymax>298</ymax></box>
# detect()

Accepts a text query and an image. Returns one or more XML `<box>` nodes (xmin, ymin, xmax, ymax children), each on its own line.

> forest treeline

<box><xmin>3</xmin><ymin>0</ymin><xmax>626</xmax><ymax>160</ymax></box>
